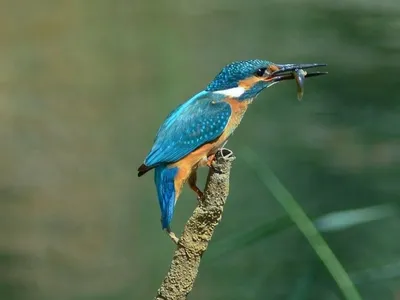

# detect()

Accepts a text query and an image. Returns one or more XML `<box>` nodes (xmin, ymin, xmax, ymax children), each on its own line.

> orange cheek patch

<box><xmin>238</xmin><ymin>76</ymin><xmax>262</xmax><ymax>89</ymax></box>
<box><xmin>268</xmin><ymin>64</ymin><xmax>279</xmax><ymax>73</ymax></box>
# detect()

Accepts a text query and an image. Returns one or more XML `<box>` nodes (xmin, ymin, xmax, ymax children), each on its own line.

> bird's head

<box><xmin>205</xmin><ymin>59</ymin><xmax>327</xmax><ymax>100</ymax></box>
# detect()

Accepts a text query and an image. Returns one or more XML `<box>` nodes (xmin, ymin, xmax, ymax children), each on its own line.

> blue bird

<box><xmin>138</xmin><ymin>59</ymin><xmax>327</xmax><ymax>242</ymax></box>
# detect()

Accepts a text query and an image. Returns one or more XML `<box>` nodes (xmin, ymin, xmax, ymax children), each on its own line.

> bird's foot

<box><xmin>196</xmin><ymin>190</ymin><xmax>204</xmax><ymax>202</ymax></box>
<box><xmin>166</xmin><ymin>228</ymin><xmax>179</xmax><ymax>244</ymax></box>
<box><xmin>205</xmin><ymin>141</ymin><xmax>231</xmax><ymax>167</ymax></box>
<box><xmin>206</xmin><ymin>154</ymin><xmax>216</xmax><ymax>168</ymax></box>
<box><xmin>190</xmin><ymin>186</ymin><xmax>204</xmax><ymax>202</ymax></box>
<box><xmin>188</xmin><ymin>173</ymin><xmax>204</xmax><ymax>201</ymax></box>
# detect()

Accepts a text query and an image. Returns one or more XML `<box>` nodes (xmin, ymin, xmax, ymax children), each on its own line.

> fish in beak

<box><xmin>266</xmin><ymin>63</ymin><xmax>328</xmax><ymax>100</ymax></box>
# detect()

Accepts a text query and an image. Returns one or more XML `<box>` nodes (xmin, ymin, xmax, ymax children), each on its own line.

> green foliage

<box><xmin>1</xmin><ymin>1</ymin><xmax>400</xmax><ymax>299</ymax></box>
<box><xmin>242</xmin><ymin>147</ymin><xmax>362</xmax><ymax>300</ymax></box>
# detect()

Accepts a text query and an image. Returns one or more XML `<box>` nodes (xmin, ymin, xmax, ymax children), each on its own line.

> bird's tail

<box><xmin>154</xmin><ymin>165</ymin><xmax>178</xmax><ymax>229</ymax></box>
<box><xmin>137</xmin><ymin>164</ymin><xmax>152</xmax><ymax>177</ymax></box>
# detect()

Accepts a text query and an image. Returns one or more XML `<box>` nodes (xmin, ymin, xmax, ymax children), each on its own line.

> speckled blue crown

<box><xmin>205</xmin><ymin>59</ymin><xmax>270</xmax><ymax>91</ymax></box>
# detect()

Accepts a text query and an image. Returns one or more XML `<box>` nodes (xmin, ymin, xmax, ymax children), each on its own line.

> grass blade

<box><xmin>242</xmin><ymin>147</ymin><xmax>362</xmax><ymax>300</ymax></box>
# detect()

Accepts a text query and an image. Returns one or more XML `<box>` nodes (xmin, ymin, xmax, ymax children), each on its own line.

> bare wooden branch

<box><xmin>154</xmin><ymin>149</ymin><xmax>235</xmax><ymax>300</ymax></box>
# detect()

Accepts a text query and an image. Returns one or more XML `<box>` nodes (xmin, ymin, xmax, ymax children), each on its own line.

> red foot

<box><xmin>206</xmin><ymin>154</ymin><xmax>216</xmax><ymax>167</ymax></box>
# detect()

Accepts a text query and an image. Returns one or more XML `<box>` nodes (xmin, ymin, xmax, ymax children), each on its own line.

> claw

<box><xmin>196</xmin><ymin>190</ymin><xmax>204</xmax><ymax>201</ymax></box>
<box><xmin>206</xmin><ymin>154</ymin><xmax>216</xmax><ymax>167</ymax></box>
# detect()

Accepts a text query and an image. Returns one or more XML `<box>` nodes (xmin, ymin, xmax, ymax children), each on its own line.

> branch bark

<box><xmin>154</xmin><ymin>149</ymin><xmax>235</xmax><ymax>300</ymax></box>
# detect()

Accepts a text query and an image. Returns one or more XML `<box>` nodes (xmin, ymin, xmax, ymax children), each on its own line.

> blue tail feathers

<box><xmin>154</xmin><ymin>165</ymin><xmax>178</xmax><ymax>229</ymax></box>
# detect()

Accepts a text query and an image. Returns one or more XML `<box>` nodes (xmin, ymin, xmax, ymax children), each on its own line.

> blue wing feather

<box><xmin>144</xmin><ymin>91</ymin><xmax>231</xmax><ymax>167</ymax></box>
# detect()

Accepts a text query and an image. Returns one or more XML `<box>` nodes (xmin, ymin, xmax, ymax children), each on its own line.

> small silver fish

<box><xmin>293</xmin><ymin>69</ymin><xmax>307</xmax><ymax>101</ymax></box>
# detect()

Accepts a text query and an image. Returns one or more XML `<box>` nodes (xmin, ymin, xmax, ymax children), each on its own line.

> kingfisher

<box><xmin>138</xmin><ymin>59</ymin><xmax>327</xmax><ymax>242</ymax></box>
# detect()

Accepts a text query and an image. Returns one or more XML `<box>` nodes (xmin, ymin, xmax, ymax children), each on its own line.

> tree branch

<box><xmin>154</xmin><ymin>149</ymin><xmax>235</xmax><ymax>300</ymax></box>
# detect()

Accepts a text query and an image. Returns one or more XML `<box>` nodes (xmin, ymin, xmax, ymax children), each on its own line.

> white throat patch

<box><xmin>213</xmin><ymin>86</ymin><xmax>246</xmax><ymax>98</ymax></box>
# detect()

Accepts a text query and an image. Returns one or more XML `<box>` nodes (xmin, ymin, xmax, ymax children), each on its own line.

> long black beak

<box><xmin>270</xmin><ymin>63</ymin><xmax>328</xmax><ymax>82</ymax></box>
<box><xmin>268</xmin><ymin>63</ymin><xmax>327</xmax><ymax>101</ymax></box>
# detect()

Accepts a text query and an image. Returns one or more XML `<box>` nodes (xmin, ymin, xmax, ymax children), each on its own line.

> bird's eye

<box><xmin>254</xmin><ymin>68</ymin><xmax>266</xmax><ymax>77</ymax></box>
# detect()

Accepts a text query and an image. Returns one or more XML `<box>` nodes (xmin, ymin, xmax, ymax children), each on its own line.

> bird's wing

<box><xmin>144</xmin><ymin>91</ymin><xmax>231</xmax><ymax>167</ymax></box>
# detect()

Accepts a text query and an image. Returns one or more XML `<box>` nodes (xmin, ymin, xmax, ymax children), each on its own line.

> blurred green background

<box><xmin>1</xmin><ymin>1</ymin><xmax>400</xmax><ymax>299</ymax></box>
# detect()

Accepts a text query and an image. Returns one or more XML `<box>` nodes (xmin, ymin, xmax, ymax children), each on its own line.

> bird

<box><xmin>138</xmin><ymin>59</ymin><xmax>327</xmax><ymax>243</ymax></box>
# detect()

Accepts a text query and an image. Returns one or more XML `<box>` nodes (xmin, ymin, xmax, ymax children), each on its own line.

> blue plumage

<box><xmin>206</xmin><ymin>59</ymin><xmax>270</xmax><ymax>91</ymax></box>
<box><xmin>138</xmin><ymin>59</ymin><xmax>328</xmax><ymax>241</ymax></box>
<box><xmin>154</xmin><ymin>165</ymin><xmax>178</xmax><ymax>229</ymax></box>
<box><xmin>144</xmin><ymin>91</ymin><xmax>231</xmax><ymax>167</ymax></box>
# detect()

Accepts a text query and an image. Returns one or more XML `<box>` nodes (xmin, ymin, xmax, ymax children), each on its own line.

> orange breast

<box><xmin>219</xmin><ymin>98</ymin><xmax>252</xmax><ymax>140</ymax></box>
<box><xmin>169</xmin><ymin>97</ymin><xmax>252</xmax><ymax>199</ymax></box>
